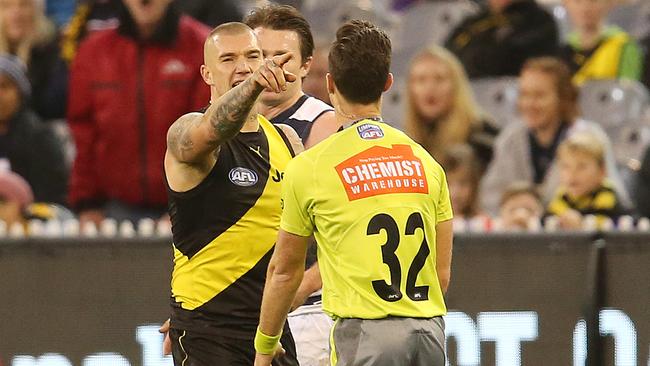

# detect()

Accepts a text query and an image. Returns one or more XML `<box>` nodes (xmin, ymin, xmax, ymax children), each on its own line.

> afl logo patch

<box><xmin>229</xmin><ymin>167</ymin><xmax>258</xmax><ymax>186</ymax></box>
<box><xmin>357</xmin><ymin>123</ymin><xmax>384</xmax><ymax>140</ymax></box>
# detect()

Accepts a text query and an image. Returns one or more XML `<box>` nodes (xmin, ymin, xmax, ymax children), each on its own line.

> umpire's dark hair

<box><xmin>329</xmin><ymin>20</ymin><xmax>391</xmax><ymax>105</ymax></box>
<box><xmin>243</xmin><ymin>4</ymin><xmax>314</xmax><ymax>63</ymax></box>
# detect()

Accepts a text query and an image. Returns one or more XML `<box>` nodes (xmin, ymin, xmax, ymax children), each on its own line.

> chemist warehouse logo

<box><xmin>335</xmin><ymin>144</ymin><xmax>429</xmax><ymax>201</ymax></box>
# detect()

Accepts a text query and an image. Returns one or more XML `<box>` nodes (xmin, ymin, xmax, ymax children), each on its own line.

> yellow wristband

<box><xmin>254</xmin><ymin>327</ymin><xmax>282</xmax><ymax>355</ymax></box>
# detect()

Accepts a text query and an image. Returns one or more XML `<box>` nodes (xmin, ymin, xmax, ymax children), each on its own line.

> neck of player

<box><xmin>258</xmin><ymin>91</ymin><xmax>305</xmax><ymax>120</ymax></box>
<box><xmin>335</xmin><ymin>97</ymin><xmax>382</xmax><ymax>129</ymax></box>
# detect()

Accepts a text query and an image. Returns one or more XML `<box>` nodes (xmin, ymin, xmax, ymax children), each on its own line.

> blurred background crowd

<box><xmin>1</xmin><ymin>0</ymin><xmax>650</xmax><ymax>237</ymax></box>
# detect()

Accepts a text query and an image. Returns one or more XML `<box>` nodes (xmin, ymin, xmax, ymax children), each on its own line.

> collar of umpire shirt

<box><xmin>338</xmin><ymin>116</ymin><xmax>383</xmax><ymax>132</ymax></box>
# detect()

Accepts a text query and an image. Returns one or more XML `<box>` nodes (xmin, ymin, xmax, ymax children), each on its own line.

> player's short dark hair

<box><xmin>329</xmin><ymin>20</ymin><xmax>391</xmax><ymax>105</ymax></box>
<box><xmin>209</xmin><ymin>22</ymin><xmax>253</xmax><ymax>38</ymax></box>
<box><xmin>244</xmin><ymin>4</ymin><xmax>314</xmax><ymax>63</ymax></box>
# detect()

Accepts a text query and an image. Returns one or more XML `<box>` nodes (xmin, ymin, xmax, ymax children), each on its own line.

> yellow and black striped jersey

<box><xmin>166</xmin><ymin>115</ymin><xmax>293</xmax><ymax>338</ymax></box>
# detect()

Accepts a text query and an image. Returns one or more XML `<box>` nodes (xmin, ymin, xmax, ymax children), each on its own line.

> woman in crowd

<box><xmin>480</xmin><ymin>57</ymin><xmax>628</xmax><ymax>214</ymax></box>
<box><xmin>403</xmin><ymin>44</ymin><xmax>498</xmax><ymax>171</ymax></box>
<box><xmin>560</xmin><ymin>0</ymin><xmax>643</xmax><ymax>85</ymax></box>
<box><xmin>0</xmin><ymin>0</ymin><xmax>67</xmax><ymax>121</ymax></box>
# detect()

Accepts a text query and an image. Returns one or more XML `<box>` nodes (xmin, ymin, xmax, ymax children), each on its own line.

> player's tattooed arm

<box><xmin>167</xmin><ymin>52</ymin><xmax>296</xmax><ymax>164</ymax></box>
<box><xmin>204</xmin><ymin>78</ymin><xmax>265</xmax><ymax>145</ymax></box>
<box><xmin>166</xmin><ymin>79</ymin><xmax>264</xmax><ymax>164</ymax></box>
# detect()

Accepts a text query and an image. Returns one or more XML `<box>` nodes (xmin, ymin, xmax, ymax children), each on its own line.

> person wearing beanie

<box><xmin>0</xmin><ymin>54</ymin><xmax>68</xmax><ymax>205</ymax></box>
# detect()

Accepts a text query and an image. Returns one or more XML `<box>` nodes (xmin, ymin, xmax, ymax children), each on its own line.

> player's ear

<box><xmin>201</xmin><ymin>65</ymin><xmax>214</xmax><ymax>86</ymax></box>
<box><xmin>383</xmin><ymin>73</ymin><xmax>393</xmax><ymax>93</ymax></box>
<box><xmin>326</xmin><ymin>73</ymin><xmax>335</xmax><ymax>95</ymax></box>
<box><xmin>299</xmin><ymin>56</ymin><xmax>313</xmax><ymax>79</ymax></box>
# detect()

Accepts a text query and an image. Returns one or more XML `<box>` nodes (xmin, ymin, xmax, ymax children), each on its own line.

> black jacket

<box><xmin>445</xmin><ymin>0</ymin><xmax>559</xmax><ymax>78</ymax></box>
<box><xmin>2</xmin><ymin>107</ymin><xmax>69</xmax><ymax>204</ymax></box>
<box><xmin>176</xmin><ymin>0</ymin><xmax>242</xmax><ymax>28</ymax></box>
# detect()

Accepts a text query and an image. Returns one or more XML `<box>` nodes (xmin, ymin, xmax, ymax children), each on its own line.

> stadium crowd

<box><xmin>1</xmin><ymin>0</ymin><xmax>650</xmax><ymax>237</ymax></box>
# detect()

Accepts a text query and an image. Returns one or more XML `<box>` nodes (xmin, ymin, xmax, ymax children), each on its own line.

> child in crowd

<box><xmin>498</xmin><ymin>182</ymin><xmax>544</xmax><ymax>231</ymax></box>
<box><xmin>560</xmin><ymin>0</ymin><xmax>643</xmax><ymax>85</ymax></box>
<box><xmin>441</xmin><ymin>144</ymin><xmax>487</xmax><ymax>223</ymax></box>
<box><xmin>547</xmin><ymin>132</ymin><xmax>627</xmax><ymax>229</ymax></box>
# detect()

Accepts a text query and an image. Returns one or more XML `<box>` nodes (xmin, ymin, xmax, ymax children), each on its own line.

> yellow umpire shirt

<box><xmin>280</xmin><ymin>119</ymin><xmax>453</xmax><ymax>319</ymax></box>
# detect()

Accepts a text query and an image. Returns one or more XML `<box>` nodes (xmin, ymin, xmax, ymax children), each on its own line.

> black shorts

<box><xmin>169</xmin><ymin>324</ymin><xmax>299</xmax><ymax>366</ymax></box>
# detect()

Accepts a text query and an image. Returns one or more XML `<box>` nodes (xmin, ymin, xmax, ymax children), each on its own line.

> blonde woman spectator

<box><xmin>560</xmin><ymin>0</ymin><xmax>643</xmax><ymax>85</ymax></box>
<box><xmin>480</xmin><ymin>57</ymin><xmax>627</xmax><ymax>214</ymax></box>
<box><xmin>404</xmin><ymin>45</ymin><xmax>498</xmax><ymax>170</ymax></box>
<box><xmin>0</xmin><ymin>0</ymin><xmax>67</xmax><ymax>121</ymax></box>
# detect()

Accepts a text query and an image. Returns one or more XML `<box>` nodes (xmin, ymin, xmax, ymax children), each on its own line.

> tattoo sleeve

<box><xmin>205</xmin><ymin>78</ymin><xmax>264</xmax><ymax>145</ymax></box>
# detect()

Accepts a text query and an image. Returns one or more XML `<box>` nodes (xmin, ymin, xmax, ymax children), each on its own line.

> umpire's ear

<box><xmin>383</xmin><ymin>72</ymin><xmax>393</xmax><ymax>93</ymax></box>
<box><xmin>326</xmin><ymin>72</ymin><xmax>335</xmax><ymax>96</ymax></box>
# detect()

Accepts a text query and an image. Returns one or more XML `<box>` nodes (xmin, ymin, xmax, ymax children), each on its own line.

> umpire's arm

<box><xmin>255</xmin><ymin>230</ymin><xmax>309</xmax><ymax>365</ymax></box>
<box><xmin>436</xmin><ymin>220</ymin><xmax>453</xmax><ymax>294</ymax></box>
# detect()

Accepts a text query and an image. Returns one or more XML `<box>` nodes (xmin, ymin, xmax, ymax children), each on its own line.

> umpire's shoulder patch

<box><xmin>356</xmin><ymin>123</ymin><xmax>384</xmax><ymax>140</ymax></box>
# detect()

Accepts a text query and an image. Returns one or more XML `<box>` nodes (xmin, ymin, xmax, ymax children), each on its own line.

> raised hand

<box><xmin>252</xmin><ymin>52</ymin><xmax>297</xmax><ymax>93</ymax></box>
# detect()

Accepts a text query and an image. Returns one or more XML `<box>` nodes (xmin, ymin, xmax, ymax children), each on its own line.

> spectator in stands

<box><xmin>441</xmin><ymin>144</ymin><xmax>487</xmax><ymax>222</ymax></box>
<box><xmin>445</xmin><ymin>0</ymin><xmax>559</xmax><ymax>79</ymax></box>
<box><xmin>0</xmin><ymin>169</ymin><xmax>33</xmax><ymax>227</ymax></box>
<box><xmin>560</xmin><ymin>0</ymin><xmax>643</xmax><ymax>85</ymax></box>
<box><xmin>641</xmin><ymin>35</ymin><xmax>650</xmax><ymax>91</ymax></box>
<box><xmin>633</xmin><ymin>146</ymin><xmax>650</xmax><ymax>218</ymax></box>
<box><xmin>0</xmin><ymin>0</ymin><xmax>68</xmax><ymax>121</ymax></box>
<box><xmin>498</xmin><ymin>181</ymin><xmax>544</xmax><ymax>231</ymax></box>
<box><xmin>547</xmin><ymin>131</ymin><xmax>627</xmax><ymax>229</ymax></box>
<box><xmin>46</xmin><ymin>0</ymin><xmax>76</xmax><ymax>29</ymax></box>
<box><xmin>176</xmin><ymin>0</ymin><xmax>242</xmax><ymax>28</ymax></box>
<box><xmin>0</xmin><ymin>54</ymin><xmax>68</xmax><ymax>205</ymax></box>
<box><xmin>0</xmin><ymin>169</ymin><xmax>73</xmax><ymax>231</ymax></box>
<box><xmin>480</xmin><ymin>57</ymin><xmax>627</xmax><ymax>214</ymax></box>
<box><xmin>67</xmin><ymin>0</ymin><xmax>210</xmax><ymax>225</ymax></box>
<box><xmin>404</xmin><ymin>45</ymin><xmax>498</xmax><ymax>170</ymax></box>
<box><xmin>302</xmin><ymin>43</ymin><xmax>331</xmax><ymax>105</ymax></box>
<box><xmin>60</xmin><ymin>0</ymin><xmax>120</xmax><ymax>65</ymax></box>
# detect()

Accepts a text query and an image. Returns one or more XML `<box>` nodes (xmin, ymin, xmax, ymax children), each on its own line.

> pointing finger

<box><xmin>273</xmin><ymin>52</ymin><xmax>294</xmax><ymax>67</ymax></box>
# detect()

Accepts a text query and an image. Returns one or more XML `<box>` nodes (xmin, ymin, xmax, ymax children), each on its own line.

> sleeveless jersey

<box><xmin>166</xmin><ymin>115</ymin><xmax>294</xmax><ymax>337</ymax></box>
<box><xmin>280</xmin><ymin>119</ymin><xmax>452</xmax><ymax>319</ymax></box>
<box><xmin>271</xmin><ymin>94</ymin><xmax>333</xmax><ymax>142</ymax></box>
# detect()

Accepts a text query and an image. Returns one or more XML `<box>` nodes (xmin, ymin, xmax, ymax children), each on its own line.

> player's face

<box><xmin>254</xmin><ymin>27</ymin><xmax>307</xmax><ymax>107</ymax></box>
<box><xmin>0</xmin><ymin>0</ymin><xmax>36</xmax><ymax>44</ymax></box>
<box><xmin>206</xmin><ymin>32</ymin><xmax>263</xmax><ymax>98</ymax></box>
<box><xmin>122</xmin><ymin>0</ymin><xmax>172</xmax><ymax>29</ymax></box>
<box><xmin>447</xmin><ymin>166</ymin><xmax>474</xmax><ymax>217</ymax></box>
<box><xmin>518</xmin><ymin>69</ymin><xmax>561</xmax><ymax>132</ymax></box>
<box><xmin>500</xmin><ymin>193</ymin><xmax>543</xmax><ymax>230</ymax></box>
<box><xmin>558</xmin><ymin>151</ymin><xmax>605</xmax><ymax>199</ymax></box>
<box><xmin>408</xmin><ymin>55</ymin><xmax>454</xmax><ymax>122</ymax></box>
<box><xmin>564</xmin><ymin>0</ymin><xmax>610</xmax><ymax>31</ymax></box>
<box><xmin>0</xmin><ymin>74</ymin><xmax>21</xmax><ymax>123</ymax></box>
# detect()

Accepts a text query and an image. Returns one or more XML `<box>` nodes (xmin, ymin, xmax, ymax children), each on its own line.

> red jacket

<box><xmin>68</xmin><ymin>15</ymin><xmax>210</xmax><ymax>210</ymax></box>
